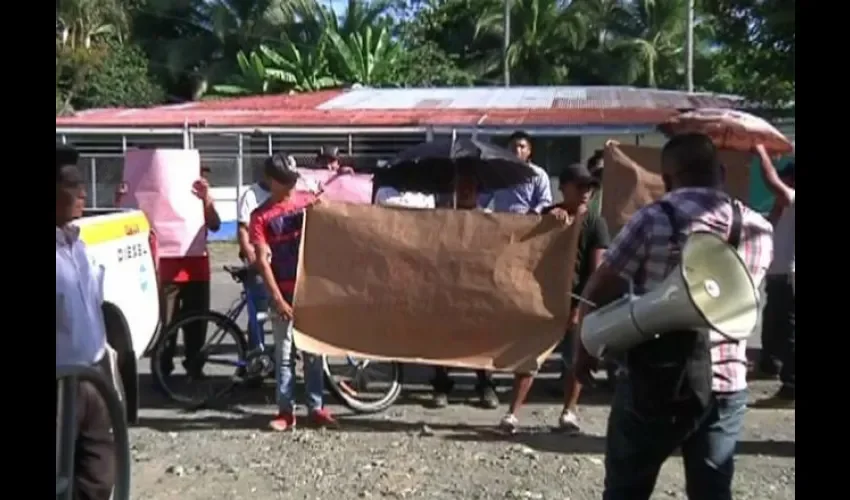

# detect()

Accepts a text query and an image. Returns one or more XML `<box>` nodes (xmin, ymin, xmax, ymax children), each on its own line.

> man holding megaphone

<box><xmin>574</xmin><ymin>134</ymin><xmax>774</xmax><ymax>500</ymax></box>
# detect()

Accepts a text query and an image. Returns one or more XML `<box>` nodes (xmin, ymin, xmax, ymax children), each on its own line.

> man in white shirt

<box><xmin>56</xmin><ymin>144</ymin><xmax>116</xmax><ymax>500</ymax></box>
<box><xmin>480</xmin><ymin>131</ymin><xmax>553</xmax><ymax>214</ymax></box>
<box><xmin>238</xmin><ymin>160</ymin><xmax>274</xmax><ymax>265</ymax></box>
<box><xmin>752</xmin><ymin>145</ymin><xmax>796</xmax><ymax>407</ymax></box>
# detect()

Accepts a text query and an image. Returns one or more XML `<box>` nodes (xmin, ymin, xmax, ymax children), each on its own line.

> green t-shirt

<box><xmin>543</xmin><ymin>205</ymin><xmax>612</xmax><ymax>300</ymax></box>
<box><xmin>588</xmin><ymin>188</ymin><xmax>603</xmax><ymax>217</ymax></box>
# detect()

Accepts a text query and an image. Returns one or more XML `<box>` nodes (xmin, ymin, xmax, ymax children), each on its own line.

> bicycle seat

<box><xmin>223</xmin><ymin>265</ymin><xmax>249</xmax><ymax>283</ymax></box>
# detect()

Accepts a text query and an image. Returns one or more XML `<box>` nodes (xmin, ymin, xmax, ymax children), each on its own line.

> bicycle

<box><xmin>151</xmin><ymin>265</ymin><xmax>403</xmax><ymax>413</ymax></box>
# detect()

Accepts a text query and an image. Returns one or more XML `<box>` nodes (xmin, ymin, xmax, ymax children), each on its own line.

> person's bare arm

<box><xmin>605</xmin><ymin>140</ymin><xmax>645</xmax><ymax>172</ymax></box>
<box><xmin>576</xmin><ymin>264</ymin><xmax>628</xmax><ymax>321</ymax></box>
<box><xmin>114</xmin><ymin>182</ymin><xmax>128</xmax><ymax>207</ymax></box>
<box><xmin>192</xmin><ymin>178</ymin><xmax>222</xmax><ymax>232</ymax></box>
<box><xmin>237</xmin><ymin>224</ymin><xmax>256</xmax><ymax>265</ymax></box>
<box><xmin>255</xmin><ymin>243</ymin><xmax>292</xmax><ymax>318</ymax></box>
<box><xmin>203</xmin><ymin>199</ymin><xmax>221</xmax><ymax>232</ymax></box>
<box><xmin>572</xmin><ymin>209</ymin><xmax>649</xmax><ymax>376</ymax></box>
<box><xmin>754</xmin><ymin>144</ymin><xmax>794</xmax><ymax>206</ymax></box>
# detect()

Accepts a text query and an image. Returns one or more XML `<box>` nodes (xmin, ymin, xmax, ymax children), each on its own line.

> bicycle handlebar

<box><xmin>56</xmin><ymin>365</ymin><xmax>131</xmax><ymax>500</ymax></box>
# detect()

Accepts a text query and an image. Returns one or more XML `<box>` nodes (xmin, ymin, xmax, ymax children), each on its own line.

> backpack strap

<box><xmin>633</xmin><ymin>200</ymin><xmax>677</xmax><ymax>290</ymax></box>
<box><xmin>728</xmin><ymin>200</ymin><xmax>743</xmax><ymax>250</ymax></box>
<box><xmin>633</xmin><ymin>197</ymin><xmax>743</xmax><ymax>288</ymax></box>
<box><xmin>658</xmin><ymin>201</ymin><xmax>683</xmax><ymax>246</ymax></box>
<box><xmin>661</xmin><ymin>198</ymin><xmax>744</xmax><ymax>249</ymax></box>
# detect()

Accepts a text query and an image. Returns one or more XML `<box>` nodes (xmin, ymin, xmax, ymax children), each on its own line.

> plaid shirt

<box><xmin>604</xmin><ymin>187</ymin><xmax>774</xmax><ymax>393</ymax></box>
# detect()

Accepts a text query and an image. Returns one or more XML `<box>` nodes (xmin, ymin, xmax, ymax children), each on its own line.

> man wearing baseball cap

<box><xmin>499</xmin><ymin>162</ymin><xmax>611</xmax><ymax>434</ymax></box>
<box><xmin>249</xmin><ymin>154</ymin><xmax>336</xmax><ymax>431</ymax></box>
<box><xmin>316</xmin><ymin>145</ymin><xmax>354</xmax><ymax>174</ymax></box>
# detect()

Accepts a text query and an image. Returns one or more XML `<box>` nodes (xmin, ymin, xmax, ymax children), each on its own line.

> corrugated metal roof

<box><xmin>55</xmin><ymin>86</ymin><xmax>742</xmax><ymax>129</ymax></box>
<box><xmin>316</xmin><ymin>86</ymin><xmax>740</xmax><ymax>110</ymax></box>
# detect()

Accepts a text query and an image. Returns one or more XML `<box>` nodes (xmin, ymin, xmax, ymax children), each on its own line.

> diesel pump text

<box><xmin>117</xmin><ymin>242</ymin><xmax>148</xmax><ymax>263</ymax></box>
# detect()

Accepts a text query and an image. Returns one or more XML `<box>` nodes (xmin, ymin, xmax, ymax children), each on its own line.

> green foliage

<box><xmin>55</xmin><ymin>0</ymin><xmax>795</xmax><ymax>110</ymax></box>
<box><xmin>327</xmin><ymin>26</ymin><xmax>401</xmax><ymax>85</ymax></box>
<box><xmin>703</xmin><ymin>0</ymin><xmax>795</xmax><ymax>104</ymax></box>
<box><xmin>391</xmin><ymin>42</ymin><xmax>477</xmax><ymax>87</ymax></box>
<box><xmin>73</xmin><ymin>41</ymin><xmax>165</xmax><ymax>109</ymax></box>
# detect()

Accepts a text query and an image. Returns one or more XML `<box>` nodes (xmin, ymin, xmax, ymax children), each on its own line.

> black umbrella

<box><xmin>376</xmin><ymin>138</ymin><xmax>535</xmax><ymax>193</ymax></box>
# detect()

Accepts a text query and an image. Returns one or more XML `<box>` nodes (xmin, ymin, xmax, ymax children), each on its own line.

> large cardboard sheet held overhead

<box><xmin>293</xmin><ymin>202</ymin><xmax>581</xmax><ymax>373</ymax></box>
<box><xmin>601</xmin><ymin>145</ymin><xmax>752</xmax><ymax>234</ymax></box>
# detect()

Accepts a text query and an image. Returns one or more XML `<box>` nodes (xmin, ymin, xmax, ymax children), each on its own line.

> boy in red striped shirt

<box><xmin>250</xmin><ymin>154</ymin><xmax>336</xmax><ymax>431</ymax></box>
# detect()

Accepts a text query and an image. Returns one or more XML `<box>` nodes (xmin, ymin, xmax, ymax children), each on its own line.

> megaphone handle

<box><xmin>570</xmin><ymin>293</ymin><xmax>597</xmax><ymax>309</ymax></box>
<box><xmin>570</xmin><ymin>279</ymin><xmax>637</xmax><ymax>310</ymax></box>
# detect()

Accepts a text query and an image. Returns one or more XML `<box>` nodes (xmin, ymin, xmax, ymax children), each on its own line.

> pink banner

<box><xmin>296</xmin><ymin>169</ymin><xmax>373</xmax><ymax>204</ymax></box>
<box><xmin>122</xmin><ymin>149</ymin><xmax>206</xmax><ymax>257</ymax></box>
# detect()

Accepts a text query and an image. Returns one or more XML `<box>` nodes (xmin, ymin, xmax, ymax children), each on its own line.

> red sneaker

<box><xmin>308</xmin><ymin>408</ymin><xmax>338</xmax><ymax>428</ymax></box>
<box><xmin>268</xmin><ymin>412</ymin><xmax>296</xmax><ymax>432</ymax></box>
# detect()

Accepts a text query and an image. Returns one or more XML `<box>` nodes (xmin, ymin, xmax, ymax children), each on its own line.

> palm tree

<box><xmin>473</xmin><ymin>0</ymin><xmax>588</xmax><ymax>84</ymax></box>
<box><xmin>281</xmin><ymin>0</ymin><xmax>393</xmax><ymax>47</ymax></box>
<box><xmin>607</xmin><ymin>0</ymin><xmax>688</xmax><ymax>87</ymax></box>
<box><xmin>56</xmin><ymin>0</ymin><xmax>128</xmax><ymax>49</ymax></box>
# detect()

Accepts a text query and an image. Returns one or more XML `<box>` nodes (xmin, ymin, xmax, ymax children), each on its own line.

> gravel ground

<box><xmin>129</xmin><ymin>243</ymin><xmax>795</xmax><ymax>500</ymax></box>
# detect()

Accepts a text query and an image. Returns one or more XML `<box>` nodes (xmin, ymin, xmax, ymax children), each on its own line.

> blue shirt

<box><xmin>481</xmin><ymin>162</ymin><xmax>553</xmax><ymax>214</ymax></box>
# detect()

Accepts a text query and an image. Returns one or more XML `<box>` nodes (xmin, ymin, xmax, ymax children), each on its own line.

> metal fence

<box><xmin>55</xmin><ymin>128</ymin><xmax>587</xmax><ymax>209</ymax></box>
<box><xmin>56</xmin><ymin>129</ymin><xmax>431</xmax><ymax>209</ymax></box>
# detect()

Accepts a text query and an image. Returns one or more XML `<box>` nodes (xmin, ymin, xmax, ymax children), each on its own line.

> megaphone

<box><xmin>581</xmin><ymin>231</ymin><xmax>759</xmax><ymax>359</ymax></box>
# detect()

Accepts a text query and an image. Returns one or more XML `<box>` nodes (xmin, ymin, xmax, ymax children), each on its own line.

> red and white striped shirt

<box><xmin>604</xmin><ymin>187</ymin><xmax>774</xmax><ymax>393</ymax></box>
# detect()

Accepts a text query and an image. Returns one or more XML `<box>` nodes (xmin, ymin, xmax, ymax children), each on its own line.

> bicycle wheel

<box><xmin>151</xmin><ymin>311</ymin><xmax>249</xmax><ymax>408</ymax></box>
<box><xmin>323</xmin><ymin>356</ymin><xmax>403</xmax><ymax>414</ymax></box>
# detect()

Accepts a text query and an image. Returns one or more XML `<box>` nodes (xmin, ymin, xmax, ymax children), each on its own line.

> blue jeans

<box><xmin>245</xmin><ymin>269</ymin><xmax>268</xmax><ymax>314</ymax></box>
<box><xmin>603</xmin><ymin>381</ymin><xmax>748</xmax><ymax>500</ymax></box>
<box><xmin>272</xmin><ymin>312</ymin><xmax>324</xmax><ymax>413</ymax></box>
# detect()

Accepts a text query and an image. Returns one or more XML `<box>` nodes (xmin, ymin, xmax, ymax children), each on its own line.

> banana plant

<box><xmin>211</xmin><ymin>50</ymin><xmax>285</xmax><ymax>95</ymax></box>
<box><xmin>257</xmin><ymin>42</ymin><xmax>341</xmax><ymax>92</ymax></box>
<box><xmin>326</xmin><ymin>26</ymin><xmax>400</xmax><ymax>86</ymax></box>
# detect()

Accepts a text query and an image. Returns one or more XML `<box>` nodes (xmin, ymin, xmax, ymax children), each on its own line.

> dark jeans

<box><xmin>55</xmin><ymin>361</ymin><xmax>116</xmax><ymax>500</ymax></box>
<box><xmin>431</xmin><ymin>367</ymin><xmax>494</xmax><ymax>394</ymax></box>
<box><xmin>603</xmin><ymin>381</ymin><xmax>747</xmax><ymax>500</ymax></box>
<box><xmin>161</xmin><ymin>281</ymin><xmax>211</xmax><ymax>369</ymax></box>
<box><xmin>759</xmin><ymin>274</ymin><xmax>795</xmax><ymax>391</ymax></box>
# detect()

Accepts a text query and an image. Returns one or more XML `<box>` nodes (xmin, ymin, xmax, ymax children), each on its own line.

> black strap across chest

<box><xmin>658</xmin><ymin>197</ymin><xmax>743</xmax><ymax>251</ymax></box>
<box><xmin>634</xmin><ymin>198</ymin><xmax>743</xmax><ymax>288</ymax></box>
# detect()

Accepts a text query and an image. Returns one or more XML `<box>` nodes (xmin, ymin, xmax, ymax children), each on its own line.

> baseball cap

<box><xmin>316</xmin><ymin>145</ymin><xmax>341</xmax><ymax>163</ymax></box>
<box><xmin>264</xmin><ymin>153</ymin><xmax>299</xmax><ymax>184</ymax></box>
<box><xmin>559</xmin><ymin>163</ymin><xmax>599</xmax><ymax>187</ymax></box>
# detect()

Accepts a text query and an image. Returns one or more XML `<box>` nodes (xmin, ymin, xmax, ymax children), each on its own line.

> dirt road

<box><xmin>129</xmin><ymin>245</ymin><xmax>794</xmax><ymax>499</ymax></box>
<box><xmin>132</xmin><ymin>372</ymin><xmax>794</xmax><ymax>500</ymax></box>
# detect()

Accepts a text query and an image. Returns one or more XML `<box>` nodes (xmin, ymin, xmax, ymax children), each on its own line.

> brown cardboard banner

<box><xmin>601</xmin><ymin>145</ymin><xmax>752</xmax><ymax>234</ymax></box>
<box><xmin>293</xmin><ymin>202</ymin><xmax>581</xmax><ymax>373</ymax></box>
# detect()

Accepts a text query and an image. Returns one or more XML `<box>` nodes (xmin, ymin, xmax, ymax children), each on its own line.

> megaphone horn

<box><xmin>580</xmin><ymin>231</ymin><xmax>760</xmax><ymax>359</ymax></box>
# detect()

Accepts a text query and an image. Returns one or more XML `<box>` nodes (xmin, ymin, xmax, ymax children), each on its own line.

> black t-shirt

<box><xmin>543</xmin><ymin>205</ymin><xmax>611</xmax><ymax>299</ymax></box>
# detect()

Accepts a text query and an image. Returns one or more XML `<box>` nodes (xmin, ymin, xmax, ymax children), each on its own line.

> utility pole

<box><xmin>686</xmin><ymin>0</ymin><xmax>695</xmax><ymax>92</ymax></box>
<box><xmin>503</xmin><ymin>0</ymin><xmax>511</xmax><ymax>87</ymax></box>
